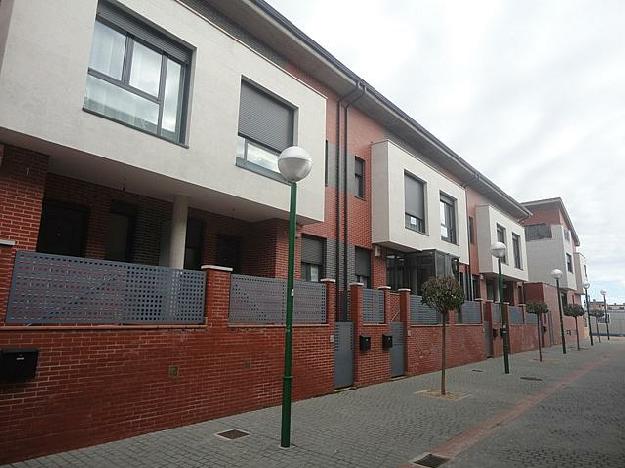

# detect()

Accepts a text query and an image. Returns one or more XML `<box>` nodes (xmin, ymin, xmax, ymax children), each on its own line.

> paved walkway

<box><xmin>5</xmin><ymin>339</ymin><xmax>625</xmax><ymax>467</ymax></box>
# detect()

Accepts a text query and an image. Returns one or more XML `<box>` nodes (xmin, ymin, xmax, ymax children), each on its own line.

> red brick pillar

<box><xmin>202</xmin><ymin>265</ymin><xmax>233</xmax><ymax>329</ymax></box>
<box><xmin>321</xmin><ymin>278</ymin><xmax>336</xmax><ymax>328</ymax></box>
<box><xmin>398</xmin><ymin>288</ymin><xmax>411</xmax><ymax>375</ymax></box>
<box><xmin>0</xmin><ymin>146</ymin><xmax>48</xmax><ymax>323</ymax></box>
<box><xmin>350</xmin><ymin>282</ymin><xmax>364</xmax><ymax>387</ymax></box>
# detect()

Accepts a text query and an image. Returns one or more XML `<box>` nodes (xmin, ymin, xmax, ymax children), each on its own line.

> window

<box><xmin>105</xmin><ymin>201</ymin><xmax>137</xmax><ymax>262</ymax></box>
<box><xmin>512</xmin><ymin>233</ymin><xmax>522</xmax><ymax>269</ymax></box>
<box><xmin>566</xmin><ymin>253</ymin><xmax>573</xmax><ymax>272</ymax></box>
<box><xmin>386</xmin><ymin>251</ymin><xmax>407</xmax><ymax>291</ymax></box>
<box><xmin>440</xmin><ymin>194</ymin><xmax>457</xmax><ymax>243</ymax></box>
<box><xmin>354</xmin><ymin>157</ymin><xmax>365</xmax><ymax>198</ymax></box>
<box><xmin>563</xmin><ymin>228</ymin><xmax>570</xmax><ymax>241</ymax></box>
<box><xmin>355</xmin><ymin>247</ymin><xmax>371</xmax><ymax>288</ymax></box>
<box><xmin>37</xmin><ymin>200</ymin><xmax>89</xmax><ymax>257</ymax></box>
<box><xmin>184</xmin><ymin>218</ymin><xmax>203</xmax><ymax>270</ymax></box>
<box><xmin>496</xmin><ymin>224</ymin><xmax>507</xmax><ymax>264</ymax></box>
<box><xmin>404</xmin><ymin>174</ymin><xmax>425</xmax><ymax>233</ymax></box>
<box><xmin>85</xmin><ymin>2</ymin><xmax>191</xmax><ymax>143</ymax></box>
<box><xmin>468</xmin><ymin>216</ymin><xmax>475</xmax><ymax>244</ymax></box>
<box><xmin>324</xmin><ymin>140</ymin><xmax>329</xmax><ymax>186</ymax></box>
<box><xmin>525</xmin><ymin>223</ymin><xmax>552</xmax><ymax>240</ymax></box>
<box><xmin>301</xmin><ymin>236</ymin><xmax>324</xmax><ymax>282</ymax></box>
<box><xmin>472</xmin><ymin>275</ymin><xmax>481</xmax><ymax>300</ymax></box>
<box><xmin>237</xmin><ymin>80</ymin><xmax>294</xmax><ymax>176</ymax></box>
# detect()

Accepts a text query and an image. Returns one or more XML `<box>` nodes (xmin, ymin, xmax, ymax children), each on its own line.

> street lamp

<box><xmin>583</xmin><ymin>281</ymin><xmax>594</xmax><ymax>346</ymax></box>
<box><xmin>600</xmin><ymin>289</ymin><xmax>610</xmax><ymax>341</ymax></box>
<box><xmin>490</xmin><ymin>241</ymin><xmax>509</xmax><ymax>374</ymax></box>
<box><xmin>551</xmin><ymin>269</ymin><xmax>566</xmax><ymax>354</ymax></box>
<box><xmin>278</xmin><ymin>146</ymin><xmax>312</xmax><ymax>448</ymax></box>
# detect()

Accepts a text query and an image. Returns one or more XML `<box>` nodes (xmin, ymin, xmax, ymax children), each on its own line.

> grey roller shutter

<box><xmin>301</xmin><ymin>236</ymin><xmax>324</xmax><ymax>265</ymax></box>
<box><xmin>97</xmin><ymin>1</ymin><xmax>192</xmax><ymax>64</ymax></box>
<box><xmin>239</xmin><ymin>81</ymin><xmax>294</xmax><ymax>152</ymax></box>
<box><xmin>355</xmin><ymin>248</ymin><xmax>371</xmax><ymax>277</ymax></box>
<box><xmin>404</xmin><ymin>174</ymin><xmax>424</xmax><ymax>219</ymax></box>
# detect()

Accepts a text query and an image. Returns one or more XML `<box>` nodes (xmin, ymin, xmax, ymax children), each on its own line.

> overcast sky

<box><xmin>268</xmin><ymin>0</ymin><xmax>625</xmax><ymax>304</ymax></box>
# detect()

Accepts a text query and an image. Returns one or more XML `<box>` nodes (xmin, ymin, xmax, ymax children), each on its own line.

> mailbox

<box><xmin>382</xmin><ymin>334</ymin><xmax>393</xmax><ymax>350</ymax></box>
<box><xmin>492</xmin><ymin>328</ymin><xmax>499</xmax><ymax>338</ymax></box>
<box><xmin>359</xmin><ymin>335</ymin><xmax>371</xmax><ymax>351</ymax></box>
<box><xmin>0</xmin><ymin>348</ymin><xmax>39</xmax><ymax>381</ymax></box>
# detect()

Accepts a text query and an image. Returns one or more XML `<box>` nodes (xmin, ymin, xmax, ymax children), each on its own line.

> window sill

<box><xmin>82</xmin><ymin>107</ymin><xmax>189</xmax><ymax>149</ymax></box>
<box><xmin>406</xmin><ymin>226</ymin><xmax>426</xmax><ymax>235</ymax></box>
<box><xmin>235</xmin><ymin>158</ymin><xmax>289</xmax><ymax>185</ymax></box>
<box><xmin>440</xmin><ymin>238</ymin><xmax>458</xmax><ymax>245</ymax></box>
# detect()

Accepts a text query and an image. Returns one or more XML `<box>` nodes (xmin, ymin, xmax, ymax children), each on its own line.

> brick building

<box><xmin>0</xmin><ymin>0</ymin><xmax>588</xmax><ymax>463</ymax></box>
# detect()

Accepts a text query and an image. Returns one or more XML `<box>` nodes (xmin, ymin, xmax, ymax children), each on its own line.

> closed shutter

<box><xmin>301</xmin><ymin>236</ymin><xmax>324</xmax><ymax>265</ymax></box>
<box><xmin>404</xmin><ymin>174</ymin><xmax>424</xmax><ymax>219</ymax></box>
<box><xmin>355</xmin><ymin>248</ymin><xmax>371</xmax><ymax>278</ymax></box>
<box><xmin>239</xmin><ymin>81</ymin><xmax>294</xmax><ymax>152</ymax></box>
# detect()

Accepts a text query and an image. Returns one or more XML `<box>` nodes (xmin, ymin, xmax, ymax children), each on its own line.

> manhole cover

<box><xmin>215</xmin><ymin>429</ymin><xmax>250</xmax><ymax>440</ymax></box>
<box><xmin>412</xmin><ymin>453</ymin><xmax>450</xmax><ymax>467</ymax></box>
<box><xmin>471</xmin><ymin>369</ymin><xmax>484</xmax><ymax>372</ymax></box>
<box><xmin>520</xmin><ymin>376</ymin><xmax>543</xmax><ymax>382</ymax></box>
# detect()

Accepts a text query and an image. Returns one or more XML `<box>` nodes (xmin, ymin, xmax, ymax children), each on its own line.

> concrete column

<box><xmin>168</xmin><ymin>195</ymin><xmax>188</xmax><ymax>269</ymax></box>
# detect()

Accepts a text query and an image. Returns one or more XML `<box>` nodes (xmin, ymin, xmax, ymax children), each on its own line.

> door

<box><xmin>37</xmin><ymin>200</ymin><xmax>89</xmax><ymax>257</ymax></box>
<box><xmin>334</xmin><ymin>322</ymin><xmax>354</xmax><ymax>389</ymax></box>
<box><xmin>390</xmin><ymin>322</ymin><xmax>405</xmax><ymax>377</ymax></box>
<box><xmin>216</xmin><ymin>235</ymin><xmax>241</xmax><ymax>273</ymax></box>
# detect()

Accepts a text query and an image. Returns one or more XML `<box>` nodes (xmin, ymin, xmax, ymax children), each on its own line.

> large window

<box><xmin>105</xmin><ymin>201</ymin><xmax>137</xmax><ymax>262</ymax></box>
<box><xmin>496</xmin><ymin>224</ymin><xmax>507</xmax><ymax>264</ymax></box>
<box><xmin>301</xmin><ymin>236</ymin><xmax>324</xmax><ymax>282</ymax></box>
<box><xmin>355</xmin><ymin>247</ymin><xmax>371</xmax><ymax>288</ymax></box>
<box><xmin>85</xmin><ymin>2</ymin><xmax>191</xmax><ymax>143</ymax></box>
<box><xmin>354</xmin><ymin>157</ymin><xmax>365</xmax><ymax>198</ymax></box>
<box><xmin>440</xmin><ymin>193</ymin><xmax>457</xmax><ymax>243</ymax></box>
<box><xmin>237</xmin><ymin>80</ymin><xmax>294</xmax><ymax>177</ymax></box>
<box><xmin>512</xmin><ymin>233</ymin><xmax>522</xmax><ymax>269</ymax></box>
<box><xmin>405</xmin><ymin>174</ymin><xmax>425</xmax><ymax>233</ymax></box>
<box><xmin>566</xmin><ymin>253</ymin><xmax>573</xmax><ymax>272</ymax></box>
<box><xmin>525</xmin><ymin>223</ymin><xmax>552</xmax><ymax>240</ymax></box>
<box><xmin>468</xmin><ymin>216</ymin><xmax>475</xmax><ymax>244</ymax></box>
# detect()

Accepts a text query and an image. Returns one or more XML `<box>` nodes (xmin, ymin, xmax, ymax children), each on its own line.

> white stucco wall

<box><xmin>525</xmin><ymin>225</ymin><xmax>577</xmax><ymax>290</ymax></box>
<box><xmin>574</xmin><ymin>252</ymin><xmax>588</xmax><ymax>294</ymax></box>
<box><xmin>475</xmin><ymin>205</ymin><xmax>528</xmax><ymax>282</ymax></box>
<box><xmin>0</xmin><ymin>0</ymin><xmax>326</xmax><ymax>222</ymax></box>
<box><xmin>371</xmin><ymin>140</ymin><xmax>469</xmax><ymax>264</ymax></box>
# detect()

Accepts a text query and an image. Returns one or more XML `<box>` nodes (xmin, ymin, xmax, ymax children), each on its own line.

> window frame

<box><xmin>404</xmin><ymin>173</ymin><xmax>426</xmax><ymax>234</ymax></box>
<box><xmin>300</xmin><ymin>235</ymin><xmax>325</xmax><ymax>282</ymax></box>
<box><xmin>468</xmin><ymin>216</ymin><xmax>475</xmax><ymax>244</ymax></box>
<box><xmin>512</xmin><ymin>233</ymin><xmax>522</xmax><ymax>269</ymax></box>
<box><xmin>496</xmin><ymin>224</ymin><xmax>507</xmax><ymax>264</ymax></box>
<box><xmin>354</xmin><ymin>157</ymin><xmax>365</xmax><ymax>199</ymax></box>
<box><xmin>84</xmin><ymin>14</ymin><xmax>191</xmax><ymax>145</ymax></box>
<box><xmin>440</xmin><ymin>193</ymin><xmax>457</xmax><ymax>244</ymax></box>
<box><xmin>566</xmin><ymin>253</ymin><xmax>573</xmax><ymax>273</ymax></box>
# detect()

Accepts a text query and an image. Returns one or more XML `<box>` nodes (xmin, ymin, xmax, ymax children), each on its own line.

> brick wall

<box><xmin>0</xmin><ymin>269</ymin><xmax>335</xmax><ymax>464</ymax></box>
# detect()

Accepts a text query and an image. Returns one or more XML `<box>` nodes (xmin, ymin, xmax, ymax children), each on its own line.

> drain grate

<box><xmin>471</xmin><ymin>369</ymin><xmax>484</xmax><ymax>372</ymax></box>
<box><xmin>412</xmin><ymin>453</ymin><xmax>450</xmax><ymax>467</ymax></box>
<box><xmin>215</xmin><ymin>429</ymin><xmax>250</xmax><ymax>440</ymax></box>
<box><xmin>520</xmin><ymin>376</ymin><xmax>543</xmax><ymax>382</ymax></box>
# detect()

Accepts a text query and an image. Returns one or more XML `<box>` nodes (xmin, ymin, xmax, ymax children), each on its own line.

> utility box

<box><xmin>0</xmin><ymin>348</ymin><xmax>39</xmax><ymax>382</ymax></box>
<box><xmin>359</xmin><ymin>335</ymin><xmax>371</xmax><ymax>351</ymax></box>
<box><xmin>382</xmin><ymin>334</ymin><xmax>393</xmax><ymax>349</ymax></box>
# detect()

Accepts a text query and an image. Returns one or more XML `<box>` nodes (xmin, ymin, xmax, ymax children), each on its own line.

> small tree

<box><xmin>421</xmin><ymin>276</ymin><xmax>464</xmax><ymax>395</ymax></box>
<box><xmin>526</xmin><ymin>302</ymin><xmax>549</xmax><ymax>362</ymax></box>
<box><xmin>564</xmin><ymin>304</ymin><xmax>585</xmax><ymax>351</ymax></box>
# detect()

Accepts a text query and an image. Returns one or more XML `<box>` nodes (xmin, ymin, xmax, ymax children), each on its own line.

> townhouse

<box><xmin>0</xmin><ymin>0</ymin><xmax>589</xmax><ymax>462</ymax></box>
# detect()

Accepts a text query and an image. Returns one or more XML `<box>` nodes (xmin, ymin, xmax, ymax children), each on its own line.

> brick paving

<box><xmin>5</xmin><ymin>339</ymin><xmax>625</xmax><ymax>468</ymax></box>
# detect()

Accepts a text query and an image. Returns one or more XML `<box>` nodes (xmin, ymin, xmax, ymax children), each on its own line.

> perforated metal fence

<box><xmin>410</xmin><ymin>295</ymin><xmax>441</xmax><ymax>325</ymax></box>
<box><xmin>492</xmin><ymin>303</ymin><xmax>502</xmax><ymax>322</ymax></box>
<box><xmin>229</xmin><ymin>274</ymin><xmax>326</xmax><ymax>324</ymax></box>
<box><xmin>363</xmin><ymin>289</ymin><xmax>384</xmax><ymax>323</ymax></box>
<box><xmin>459</xmin><ymin>301</ymin><xmax>482</xmax><ymax>324</ymax></box>
<box><xmin>6</xmin><ymin>251</ymin><xmax>206</xmax><ymax>324</ymax></box>
<box><xmin>509</xmin><ymin>305</ymin><xmax>524</xmax><ymax>324</ymax></box>
<box><xmin>526</xmin><ymin>313</ymin><xmax>539</xmax><ymax>324</ymax></box>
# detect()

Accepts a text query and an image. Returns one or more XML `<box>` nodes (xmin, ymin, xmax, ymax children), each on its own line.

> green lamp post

<box><xmin>600</xmin><ymin>289</ymin><xmax>610</xmax><ymax>341</ymax></box>
<box><xmin>583</xmin><ymin>281</ymin><xmax>593</xmax><ymax>346</ymax></box>
<box><xmin>551</xmin><ymin>269</ymin><xmax>566</xmax><ymax>354</ymax></box>
<box><xmin>277</xmin><ymin>145</ymin><xmax>312</xmax><ymax>448</ymax></box>
<box><xmin>490</xmin><ymin>241</ymin><xmax>509</xmax><ymax>374</ymax></box>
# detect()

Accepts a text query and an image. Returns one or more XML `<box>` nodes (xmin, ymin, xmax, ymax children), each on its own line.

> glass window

<box><xmin>301</xmin><ymin>263</ymin><xmax>321</xmax><ymax>282</ymax></box>
<box><xmin>85</xmin><ymin>16</ymin><xmax>189</xmax><ymax>143</ymax></box>
<box><xmin>468</xmin><ymin>217</ymin><xmax>475</xmax><ymax>244</ymax></box>
<box><xmin>405</xmin><ymin>174</ymin><xmax>425</xmax><ymax>233</ymax></box>
<box><xmin>355</xmin><ymin>247</ymin><xmax>371</xmax><ymax>288</ymax></box>
<box><xmin>440</xmin><ymin>194</ymin><xmax>456</xmax><ymax>243</ymax></box>
<box><xmin>355</xmin><ymin>157</ymin><xmax>365</xmax><ymax>198</ymax></box>
<box><xmin>301</xmin><ymin>236</ymin><xmax>324</xmax><ymax>282</ymax></box>
<box><xmin>566</xmin><ymin>253</ymin><xmax>573</xmax><ymax>272</ymax></box>
<box><xmin>525</xmin><ymin>223</ymin><xmax>552</xmax><ymax>240</ymax></box>
<box><xmin>512</xmin><ymin>233</ymin><xmax>522</xmax><ymax>269</ymax></box>
<box><xmin>497</xmin><ymin>224</ymin><xmax>507</xmax><ymax>264</ymax></box>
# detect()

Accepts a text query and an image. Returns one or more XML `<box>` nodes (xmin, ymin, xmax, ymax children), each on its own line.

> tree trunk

<box><xmin>537</xmin><ymin>314</ymin><xmax>543</xmax><ymax>362</ymax></box>
<box><xmin>575</xmin><ymin>316</ymin><xmax>580</xmax><ymax>350</ymax></box>
<box><xmin>441</xmin><ymin>313</ymin><xmax>447</xmax><ymax>395</ymax></box>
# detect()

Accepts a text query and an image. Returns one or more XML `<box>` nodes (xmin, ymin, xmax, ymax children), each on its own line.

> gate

<box><xmin>484</xmin><ymin>320</ymin><xmax>494</xmax><ymax>357</ymax></box>
<box><xmin>334</xmin><ymin>322</ymin><xmax>354</xmax><ymax>388</ymax></box>
<box><xmin>390</xmin><ymin>322</ymin><xmax>405</xmax><ymax>377</ymax></box>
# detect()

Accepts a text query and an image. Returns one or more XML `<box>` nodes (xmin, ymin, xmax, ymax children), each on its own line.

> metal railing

<box><xmin>509</xmin><ymin>305</ymin><xmax>524</xmax><ymax>324</ymax></box>
<box><xmin>491</xmin><ymin>303</ymin><xmax>502</xmax><ymax>322</ymax></box>
<box><xmin>459</xmin><ymin>301</ymin><xmax>482</xmax><ymax>324</ymax></box>
<box><xmin>7</xmin><ymin>251</ymin><xmax>206</xmax><ymax>324</ymax></box>
<box><xmin>410</xmin><ymin>295</ymin><xmax>441</xmax><ymax>325</ymax></box>
<box><xmin>229</xmin><ymin>274</ymin><xmax>326</xmax><ymax>324</ymax></box>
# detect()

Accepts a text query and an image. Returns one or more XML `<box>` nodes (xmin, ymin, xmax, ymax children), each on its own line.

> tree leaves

<box><xmin>421</xmin><ymin>276</ymin><xmax>464</xmax><ymax>315</ymax></box>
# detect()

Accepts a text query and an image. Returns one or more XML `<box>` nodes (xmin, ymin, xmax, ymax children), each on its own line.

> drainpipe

<box><xmin>342</xmin><ymin>83</ymin><xmax>366</xmax><ymax>318</ymax></box>
<box><xmin>461</xmin><ymin>174</ymin><xmax>479</xmax><ymax>300</ymax></box>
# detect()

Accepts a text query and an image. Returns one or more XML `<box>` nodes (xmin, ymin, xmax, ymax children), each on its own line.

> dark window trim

<box><xmin>404</xmin><ymin>172</ymin><xmax>426</xmax><ymax>234</ymax></box>
<box><xmin>468</xmin><ymin>216</ymin><xmax>475</xmax><ymax>244</ymax></box>
<box><xmin>354</xmin><ymin>156</ymin><xmax>365</xmax><ymax>199</ymax></box>
<box><xmin>512</xmin><ymin>232</ymin><xmax>522</xmax><ymax>270</ymax></box>
<box><xmin>107</xmin><ymin>200</ymin><xmax>137</xmax><ymax>262</ymax></box>
<box><xmin>496</xmin><ymin>223</ymin><xmax>507</xmax><ymax>264</ymax></box>
<box><xmin>37</xmin><ymin>198</ymin><xmax>91</xmax><ymax>258</ymax></box>
<box><xmin>235</xmin><ymin>157</ymin><xmax>290</xmax><ymax>185</ymax></box>
<box><xmin>440</xmin><ymin>192</ymin><xmax>457</xmax><ymax>244</ymax></box>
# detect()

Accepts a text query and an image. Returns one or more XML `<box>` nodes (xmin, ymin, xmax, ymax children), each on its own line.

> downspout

<box><xmin>343</xmin><ymin>83</ymin><xmax>366</xmax><ymax>318</ymax></box>
<box><xmin>462</xmin><ymin>173</ymin><xmax>479</xmax><ymax>300</ymax></box>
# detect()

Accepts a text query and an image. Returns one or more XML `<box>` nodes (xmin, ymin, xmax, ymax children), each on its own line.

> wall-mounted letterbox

<box><xmin>359</xmin><ymin>335</ymin><xmax>371</xmax><ymax>351</ymax></box>
<box><xmin>382</xmin><ymin>334</ymin><xmax>393</xmax><ymax>350</ymax></box>
<box><xmin>0</xmin><ymin>348</ymin><xmax>39</xmax><ymax>382</ymax></box>
<box><xmin>492</xmin><ymin>328</ymin><xmax>499</xmax><ymax>338</ymax></box>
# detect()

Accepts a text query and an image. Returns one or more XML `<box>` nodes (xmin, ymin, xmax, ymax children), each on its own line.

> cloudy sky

<box><xmin>269</xmin><ymin>0</ymin><xmax>625</xmax><ymax>304</ymax></box>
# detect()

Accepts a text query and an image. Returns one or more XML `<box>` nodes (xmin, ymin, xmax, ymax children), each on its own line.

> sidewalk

<box><xmin>5</xmin><ymin>339</ymin><xmax>624</xmax><ymax>468</ymax></box>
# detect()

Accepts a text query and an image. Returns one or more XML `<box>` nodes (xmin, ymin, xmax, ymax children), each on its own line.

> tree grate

<box><xmin>215</xmin><ymin>429</ymin><xmax>250</xmax><ymax>440</ymax></box>
<box><xmin>412</xmin><ymin>453</ymin><xmax>450</xmax><ymax>467</ymax></box>
<box><xmin>520</xmin><ymin>376</ymin><xmax>543</xmax><ymax>382</ymax></box>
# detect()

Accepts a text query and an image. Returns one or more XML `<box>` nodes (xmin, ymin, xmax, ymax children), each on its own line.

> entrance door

<box><xmin>390</xmin><ymin>322</ymin><xmax>405</xmax><ymax>377</ymax></box>
<box><xmin>334</xmin><ymin>322</ymin><xmax>354</xmax><ymax>388</ymax></box>
<box><xmin>216</xmin><ymin>235</ymin><xmax>241</xmax><ymax>273</ymax></box>
<box><xmin>37</xmin><ymin>200</ymin><xmax>88</xmax><ymax>257</ymax></box>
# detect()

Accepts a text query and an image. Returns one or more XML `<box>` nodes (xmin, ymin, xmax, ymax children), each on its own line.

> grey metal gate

<box><xmin>390</xmin><ymin>322</ymin><xmax>405</xmax><ymax>377</ymax></box>
<box><xmin>334</xmin><ymin>322</ymin><xmax>354</xmax><ymax>389</ymax></box>
<box><xmin>484</xmin><ymin>320</ymin><xmax>493</xmax><ymax>357</ymax></box>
